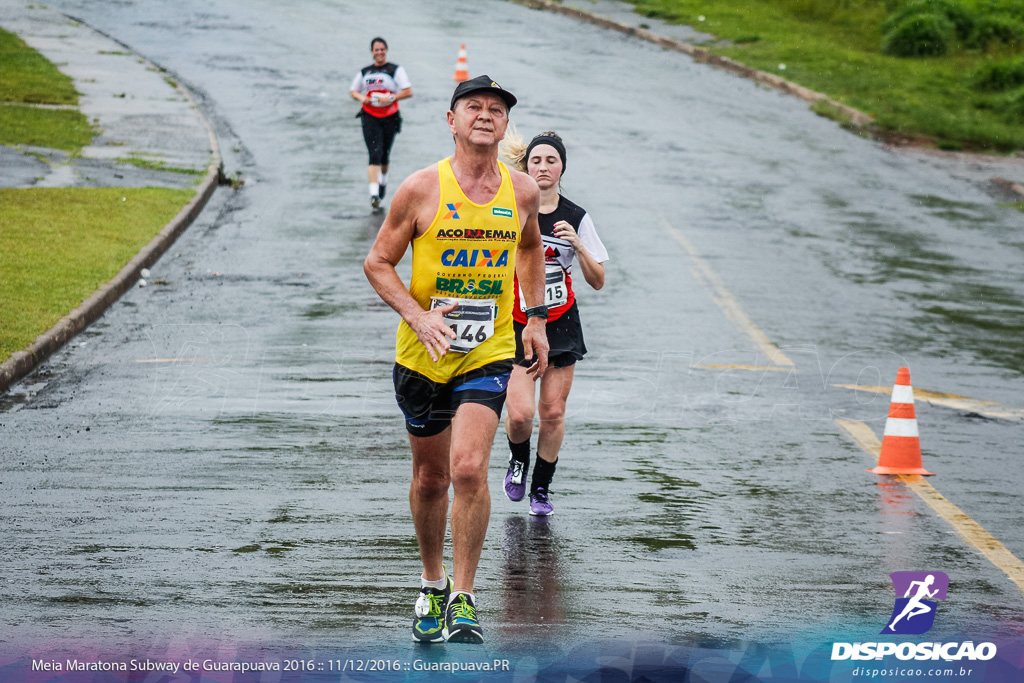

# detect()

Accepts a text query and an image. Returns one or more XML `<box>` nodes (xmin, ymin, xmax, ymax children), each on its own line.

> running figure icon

<box><xmin>882</xmin><ymin>570</ymin><xmax>948</xmax><ymax>635</ymax></box>
<box><xmin>888</xmin><ymin>574</ymin><xmax>938</xmax><ymax>631</ymax></box>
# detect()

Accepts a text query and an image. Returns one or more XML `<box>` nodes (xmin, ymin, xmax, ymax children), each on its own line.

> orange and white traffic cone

<box><xmin>453</xmin><ymin>44</ymin><xmax>469</xmax><ymax>82</ymax></box>
<box><xmin>868</xmin><ymin>367</ymin><xmax>935</xmax><ymax>475</ymax></box>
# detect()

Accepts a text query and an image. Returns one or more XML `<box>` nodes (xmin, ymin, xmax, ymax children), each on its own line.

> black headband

<box><xmin>525</xmin><ymin>135</ymin><xmax>566</xmax><ymax>173</ymax></box>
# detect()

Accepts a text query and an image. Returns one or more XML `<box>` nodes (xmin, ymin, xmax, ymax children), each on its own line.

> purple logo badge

<box><xmin>881</xmin><ymin>571</ymin><xmax>948</xmax><ymax>635</ymax></box>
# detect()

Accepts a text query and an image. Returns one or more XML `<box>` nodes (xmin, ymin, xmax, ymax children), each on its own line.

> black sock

<box><xmin>508</xmin><ymin>437</ymin><xmax>531</xmax><ymax>464</ymax></box>
<box><xmin>531</xmin><ymin>457</ymin><xmax>557</xmax><ymax>492</ymax></box>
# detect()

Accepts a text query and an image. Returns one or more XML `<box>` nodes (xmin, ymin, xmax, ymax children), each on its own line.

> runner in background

<box><xmin>500</xmin><ymin>129</ymin><xmax>609</xmax><ymax>517</ymax></box>
<box><xmin>350</xmin><ymin>37</ymin><xmax>412</xmax><ymax>211</ymax></box>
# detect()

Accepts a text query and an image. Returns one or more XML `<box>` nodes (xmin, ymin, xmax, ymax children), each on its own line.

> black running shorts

<box><xmin>360</xmin><ymin>111</ymin><xmax>401</xmax><ymax>166</ymax></box>
<box><xmin>514</xmin><ymin>301</ymin><xmax>587</xmax><ymax>369</ymax></box>
<box><xmin>393</xmin><ymin>359</ymin><xmax>513</xmax><ymax>437</ymax></box>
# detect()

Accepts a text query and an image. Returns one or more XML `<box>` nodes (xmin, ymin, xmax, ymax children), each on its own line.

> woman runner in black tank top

<box><xmin>498</xmin><ymin>130</ymin><xmax>610</xmax><ymax>516</ymax></box>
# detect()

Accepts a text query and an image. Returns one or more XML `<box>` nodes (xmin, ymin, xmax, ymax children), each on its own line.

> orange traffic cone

<box><xmin>453</xmin><ymin>44</ymin><xmax>469</xmax><ymax>82</ymax></box>
<box><xmin>868</xmin><ymin>367</ymin><xmax>935</xmax><ymax>475</ymax></box>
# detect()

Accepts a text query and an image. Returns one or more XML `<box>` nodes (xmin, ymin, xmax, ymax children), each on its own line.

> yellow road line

<box><xmin>834</xmin><ymin>384</ymin><xmax>1024</xmax><ymax>421</ymax></box>
<box><xmin>657</xmin><ymin>217</ymin><xmax>1022</xmax><ymax>590</ymax></box>
<box><xmin>836</xmin><ymin>418</ymin><xmax>1024</xmax><ymax>595</ymax></box>
<box><xmin>659</xmin><ymin>216</ymin><xmax>794</xmax><ymax>368</ymax></box>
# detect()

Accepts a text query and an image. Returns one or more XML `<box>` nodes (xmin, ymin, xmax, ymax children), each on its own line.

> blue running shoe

<box><xmin>529</xmin><ymin>487</ymin><xmax>554</xmax><ymax>516</ymax></box>
<box><xmin>412</xmin><ymin>570</ymin><xmax>451</xmax><ymax>643</ymax></box>
<box><xmin>444</xmin><ymin>592</ymin><xmax>483</xmax><ymax>643</ymax></box>
<box><xmin>504</xmin><ymin>455</ymin><xmax>528</xmax><ymax>502</ymax></box>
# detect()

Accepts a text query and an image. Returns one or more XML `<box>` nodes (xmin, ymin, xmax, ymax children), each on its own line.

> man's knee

<box><xmin>413</xmin><ymin>467</ymin><xmax>450</xmax><ymax>497</ymax></box>
<box><xmin>450</xmin><ymin>451</ymin><xmax>488</xmax><ymax>490</ymax></box>
<box><xmin>505</xmin><ymin>394</ymin><xmax>535</xmax><ymax>428</ymax></box>
<box><xmin>505</xmin><ymin>406</ymin><xmax>533</xmax><ymax>432</ymax></box>
<box><xmin>538</xmin><ymin>399</ymin><xmax>567</xmax><ymax>424</ymax></box>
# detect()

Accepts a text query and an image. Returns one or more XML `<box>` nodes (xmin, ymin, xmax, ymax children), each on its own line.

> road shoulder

<box><xmin>0</xmin><ymin>4</ymin><xmax>223</xmax><ymax>393</ymax></box>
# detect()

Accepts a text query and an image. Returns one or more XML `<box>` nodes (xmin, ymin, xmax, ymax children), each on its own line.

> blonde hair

<box><xmin>498</xmin><ymin>122</ymin><xmax>528</xmax><ymax>172</ymax></box>
<box><xmin>499</xmin><ymin>126</ymin><xmax>564</xmax><ymax>174</ymax></box>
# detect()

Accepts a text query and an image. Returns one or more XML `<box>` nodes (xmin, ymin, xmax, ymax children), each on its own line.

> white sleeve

<box><xmin>577</xmin><ymin>213</ymin><xmax>609</xmax><ymax>263</ymax></box>
<box><xmin>394</xmin><ymin>65</ymin><xmax>412</xmax><ymax>90</ymax></box>
<box><xmin>350</xmin><ymin>71</ymin><xmax>365</xmax><ymax>93</ymax></box>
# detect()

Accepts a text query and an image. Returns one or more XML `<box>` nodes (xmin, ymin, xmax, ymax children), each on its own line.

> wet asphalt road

<box><xmin>2</xmin><ymin>0</ymin><xmax>1023</xmax><ymax>664</ymax></box>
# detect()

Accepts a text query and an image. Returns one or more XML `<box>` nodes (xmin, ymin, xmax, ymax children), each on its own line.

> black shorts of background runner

<box><xmin>513</xmin><ymin>301</ymin><xmax>587</xmax><ymax>369</ymax></box>
<box><xmin>360</xmin><ymin>111</ymin><xmax>402</xmax><ymax>166</ymax></box>
<box><xmin>393</xmin><ymin>359</ymin><xmax>513</xmax><ymax>437</ymax></box>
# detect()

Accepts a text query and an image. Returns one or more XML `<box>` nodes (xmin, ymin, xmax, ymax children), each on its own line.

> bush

<box><xmin>966</xmin><ymin>13</ymin><xmax>1024</xmax><ymax>48</ymax></box>
<box><xmin>883</xmin><ymin>12</ymin><xmax>957</xmax><ymax>55</ymax></box>
<box><xmin>883</xmin><ymin>0</ymin><xmax>975</xmax><ymax>38</ymax></box>
<box><xmin>975</xmin><ymin>87</ymin><xmax>1024</xmax><ymax>122</ymax></box>
<box><xmin>974</xmin><ymin>0</ymin><xmax>1024</xmax><ymax>23</ymax></box>
<box><xmin>971</xmin><ymin>58</ymin><xmax>1024</xmax><ymax>91</ymax></box>
<box><xmin>1003</xmin><ymin>89</ymin><xmax>1019</xmax><ymax>121</ymax></box>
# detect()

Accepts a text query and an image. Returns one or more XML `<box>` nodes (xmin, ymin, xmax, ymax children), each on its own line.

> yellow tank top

<box><xmin>395</xmin><ymin>157</ymin><xmax>520</xmax><ymax>382</ymax></box>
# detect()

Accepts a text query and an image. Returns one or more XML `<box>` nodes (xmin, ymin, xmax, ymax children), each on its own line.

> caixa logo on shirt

<box><xmin>831</xmin><ymin>571</ymin><xmax>997</xmax><ymax>662</ymax></box>
<box><xmin>441</xmin><ymin>249</ymin><xmax>509</xmax><ymax>268</ymax></box>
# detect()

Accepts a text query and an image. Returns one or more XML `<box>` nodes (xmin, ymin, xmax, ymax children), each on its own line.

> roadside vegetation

<box><xmin>0</xmin><ymin>104</ymin><xmax>94</xmax><ymax>151</ymax></box>
<box><xmin>0</xmin><ymin>27</ymin><xmax>93</xmax><ymax>151</ymax></box>
<box><xmin>0</xmin><ymin>27</ymin><xmax>78</xmax><ymax>103</ymax></box>
<box><xmin>0</xmin><ymin>188</ymin><xmax>194</xmax><ymax>359</ymax></box>
<box><xmin>625</xmin><ymin>0</ymin><xmax>1024</xmax><ymax>151</ymax></box>
<box><xmin>0</xmin><ymin>27</ymin><xmax>198</xmax><ymax>364</ymax></box>
<box><xmin>116</xmin><ymin>153</ymin><xmax>208</xmax><ymax>176</ymax></box>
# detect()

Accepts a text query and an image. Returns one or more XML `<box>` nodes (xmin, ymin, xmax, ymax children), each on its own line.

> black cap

<box><xmin>450</xmin><ymin>75</ymin><xmax>517</xmax><ymax>112</ymax></box>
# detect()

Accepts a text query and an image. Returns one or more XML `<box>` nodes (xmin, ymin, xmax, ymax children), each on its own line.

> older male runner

<box><xmin>364</xmin><ymin>75</ymin><xmax>549</xmax><ymax>644</ymax></box>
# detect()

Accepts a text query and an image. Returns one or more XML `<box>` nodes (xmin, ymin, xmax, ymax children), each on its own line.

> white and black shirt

<box><xmin>351</xmin><ymin>62</ymin><xmax>411</xmax><ymax>118</ymax></box>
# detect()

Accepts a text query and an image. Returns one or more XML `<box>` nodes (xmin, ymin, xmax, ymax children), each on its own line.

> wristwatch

<box><xmin>525</xmin><ymin>305</ymin><xmax>549</xmax><ymax>320</ymax></box>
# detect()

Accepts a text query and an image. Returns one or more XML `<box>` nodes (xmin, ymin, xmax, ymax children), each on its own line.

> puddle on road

<box><xmin>49</xmin><ymin>593</ymin><xmax>150</xmax><ymax>607</ymax></box>
<box><xmin>823</xmin><ymin>204</ymin><xmax>1024</xmax><ymax>374</ymax></box>
<box><xmin>499</xmin><ymin>516</ymin><xmax>568</xmax><ymax>628</ymax></box>
<box><xmin>301</xmin><ymin>300</ymin><xmax>358</xmax><ymax>319</ymax></box>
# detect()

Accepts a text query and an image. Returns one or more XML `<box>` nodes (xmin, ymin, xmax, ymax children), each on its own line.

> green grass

<box><xmin>0</xmin><ymin>29</ymin><xmax>200</xmax><ymax>365</ymax></box>
<box><xmin>115</xmin><ymin>154</ymin><xmax>207</xmax><ymax>175</ymax></box>
<box><xmin>625</xmin><ymin>0</ymin><xmax>1024</xmax><ymax>150</ymax></box>
<box><xmin>0</xmin><ymin>188</ymin><xmax>195</xmax><ymax>361</ymax></box>
<box><xmin>0</xmin><ymin>27</ymin><xmax>79</xmax><ymax>104</ymax></box>
<box><xmin>0</xmin><ymin>103</ymin><xmax>94</xmax><ymax>151</ymax></box>
<box><xmin>0</xmin><ymin>27</ymin><xmax>94</xmax><ymax>152</ymax></box>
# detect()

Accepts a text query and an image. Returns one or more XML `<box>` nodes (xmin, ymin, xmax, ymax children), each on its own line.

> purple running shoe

<box><xmin>529</xmin><ymin>487</ymin><xmax>553</xmax><ymax>516</ymax></box>
<box><xmin>504</xmin><ymin>455</ymin><xmax>528</xmax><ymax>502</ymax></box>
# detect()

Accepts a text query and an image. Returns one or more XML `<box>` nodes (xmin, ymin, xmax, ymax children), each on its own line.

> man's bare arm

<box><xmin>363</xmin><ymin>170</ymin><xmax>457</xmax><ymax>361</ymax></box>
<box><xmin>510</xmin><ymin>171</ymin><xmax>548</xmax><ymax>378</ymax></box>
<box><xmin>515</xmin><ymin>177</ymin><xmax>545</xmax><ymax>311</ymax></box>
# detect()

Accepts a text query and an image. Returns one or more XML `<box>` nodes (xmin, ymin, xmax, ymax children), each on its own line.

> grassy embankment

<box><xmin>624</xmin><ymin>0</ymin><xmax>1024</xmax><ymax>152</ymax></box>
<box><xmin>0</xmin><ymin>27</ymin><xmax>92</xmax><ymax>150</ymax></box>
<box><xmin>0</xmin><ymin>27</ymin><xmax>195</xmax><ymax>362</ymax></box>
